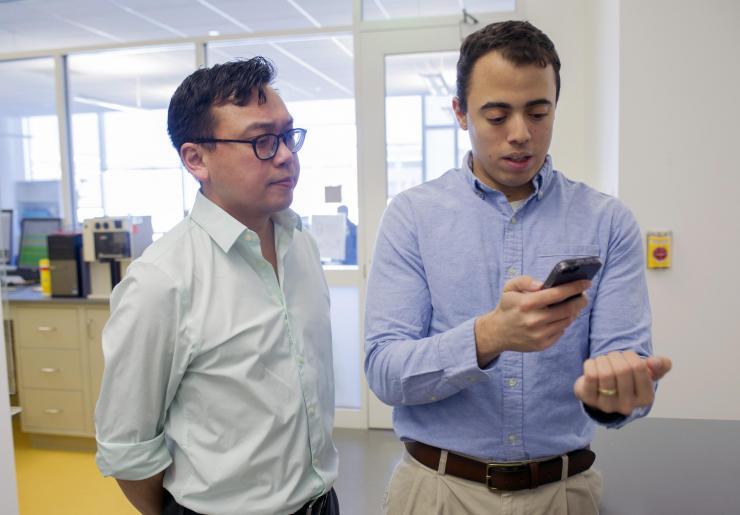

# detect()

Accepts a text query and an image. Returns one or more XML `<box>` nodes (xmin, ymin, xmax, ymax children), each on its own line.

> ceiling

<box><xmin>0</xmin><ymin>0</ymin><xmax>513</xmax><ymax>115</ymax></box>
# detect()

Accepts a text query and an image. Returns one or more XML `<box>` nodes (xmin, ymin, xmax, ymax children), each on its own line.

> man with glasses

<box><xmin>95</xmin><ymin>57</ymin><xmax>339</xmax><ymax>515</ymax></box>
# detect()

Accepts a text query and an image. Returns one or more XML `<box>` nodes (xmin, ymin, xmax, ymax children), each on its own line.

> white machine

<box><xmin>82</xmin><ymin>216</ymin><xmax>153</xmax><ymax>299</ymax></box>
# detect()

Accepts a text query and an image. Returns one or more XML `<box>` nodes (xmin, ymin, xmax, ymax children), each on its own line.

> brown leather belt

<box><xmin>404</xmin><ymin>441</ymin><xmax>595</xmax><ymax>492</ymax></box>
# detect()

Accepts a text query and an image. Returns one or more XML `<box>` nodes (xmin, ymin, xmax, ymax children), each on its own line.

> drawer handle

<box><xmin>40</xmin><ymin>367</ymin><xmax>59</xmax><ymax>373</ymax></box>
<box><xmin>44</xmin><ymin>408</ymin><xmax>63</xmax><ymax>415</ymax></box>
<box><xmin>37</xmin><ymin>326</ymin><xmax>56</xmax><ymax>332</ymax></box>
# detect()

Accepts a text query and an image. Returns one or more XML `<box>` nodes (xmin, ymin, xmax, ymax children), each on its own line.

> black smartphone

<box><xmin>542</xmin><ymin>256</ymin><xmax>602</xmax><ymax>289</ymax></box>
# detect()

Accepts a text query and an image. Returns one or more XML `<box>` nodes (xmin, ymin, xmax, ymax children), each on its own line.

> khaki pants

<box><xmin>383</xmin><ymin>451</ymin><xmax>603</xmax><ymax>515</ymax></box>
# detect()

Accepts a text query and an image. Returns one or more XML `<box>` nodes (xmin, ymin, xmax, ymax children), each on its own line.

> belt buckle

<box><xmin>485</xmin><ymin>461</ymin><xmax>528</xmax><ymax>492</ymax></box>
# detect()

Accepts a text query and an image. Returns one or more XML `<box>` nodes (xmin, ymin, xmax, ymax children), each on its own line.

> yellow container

<box><xmin>39</xmin><ymin>258</ymin><xmax>52</xmax><ymax>296</ymax></box>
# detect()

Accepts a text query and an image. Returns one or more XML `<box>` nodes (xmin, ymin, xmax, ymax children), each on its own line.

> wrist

<box><xmin>474</xmin><ymin>315</ymin><xmax>505</xmax><ymax>366</ymax></box>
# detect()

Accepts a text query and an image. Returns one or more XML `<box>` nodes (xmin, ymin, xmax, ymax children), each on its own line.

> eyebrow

<box><xmin>241</xmin><ymin>118</ymin><xmax>294</xmax><ymax>135</ymax></box>
<box><xmin>480</xmin><ymin>99</ymin><xmax>553</xmax><ymax>110</ymax></box>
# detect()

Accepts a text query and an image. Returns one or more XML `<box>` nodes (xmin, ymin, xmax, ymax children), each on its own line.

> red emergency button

<box><xmin>653</xmin><ymin>247</ymin><xmax>667</xmax><ymax>261</ymax></box>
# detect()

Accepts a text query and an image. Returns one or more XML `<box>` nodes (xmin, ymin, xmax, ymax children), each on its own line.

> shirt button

<box><xmin>245</xmin><ymin>234</ymin><xmax>253</xmax><ymax>241</ymax></box>
<box><xmin>477</xmin><ymin>192</ymin><xmax>485</xmax><ymax>199</ymax></box>
<box><xmin>312</xmin><ymin>458</ymin><xmax>319</xmax><ymax>466</ymax></box>
<box><xmin>308</xmin><ymin>405</ymin><xmax>316</xmax><ymax>416</ymax></box>
<box><xmin>507</xmin><ymin>378</ymin><xmax>519</xmax><ymax>388</ymax></box>
<box><xmin>506</xmin><ymin>267</ymin><xmax>517</xmax><ymax>277</ymax></box>
<box><xmin>537</xmin><ymin>191</ymin><xmax>544</xmax><ymax>200</ymax></box>
<box><xmin>508</xmin><ymin>434</ymin><xmax>518</xmax><ymax>444</ymax></box>
<box><xmin>510</xmin><ymin>216</ymin><xmax>517</xmax><ymax>224</ymax></box>
<box><xmin>430</xmin><ymin>396</ymin><xmax>437</xmax><ymax>401</ymax></box>
<box><xmin>297</xmin><ymin>355</ymin><xmax>305</xmax><ymax>365</ymax></box>
<box><xmin>467</xmin><ymin>376</ymin><xmax>477</xmax><ymax>383</ymax></box>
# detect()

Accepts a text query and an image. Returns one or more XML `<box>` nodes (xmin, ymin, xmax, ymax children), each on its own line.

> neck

<box><xmin>241</xmin><ymin>216</ymin><xmax>273</xmax><ymax>238</ymax></box>
<box><xmin>470</xmin><ymin>161</ymin><xmax>534</xmax><ymax>201</ymax></box>
<box><xmin>200</xmin><ymin>189</ymin><xmax>274</xmax><ymax>235</ymax></box>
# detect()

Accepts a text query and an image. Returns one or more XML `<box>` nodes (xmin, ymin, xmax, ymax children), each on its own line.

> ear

<box><xmin>452</xmin><ymin>97</ymin><xmax>468</xmax><ymax>130</ymax></box>
<box><xmin>180</xmin><ymin>143</ymin><xmax>209</xmax><ymax>184</ymax></box>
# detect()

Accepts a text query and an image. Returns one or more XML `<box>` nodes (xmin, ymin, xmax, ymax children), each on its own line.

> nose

<box><xmin>507</xmin><ymin>114</ymin><xmax>531</xmax><ymax>145</ymax></box>
<box><xmin>272</xmin><ymin>135</ymin><xmax>295</xmax><ymax>165</ymax></box>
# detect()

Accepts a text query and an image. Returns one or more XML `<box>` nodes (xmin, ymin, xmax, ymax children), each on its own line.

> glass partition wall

<box><xmin>67</xmin><ymin>45</ymin><xmax>197</xmax><ymax>237</ymax></box>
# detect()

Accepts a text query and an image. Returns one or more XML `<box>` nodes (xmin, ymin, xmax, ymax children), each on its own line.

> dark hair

<box><xmin>456</xmin><ymin>20</ymin><xmax>561</xmax><ymax>113</ymax></box>
<box><xmin>167</xmin><ymin>57</ymin><xmax>276</xmax><ymax>152</ymax></box>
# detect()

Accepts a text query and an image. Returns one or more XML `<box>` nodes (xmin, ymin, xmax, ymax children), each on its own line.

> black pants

<box><xmin>162</xmin><ymin>488</ymin><xmax>340</xmax><ymax>515</ymax></box>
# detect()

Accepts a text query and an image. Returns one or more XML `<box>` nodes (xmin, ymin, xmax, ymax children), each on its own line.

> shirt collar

<box><xmin>189</xmin><ymin>191</ymin><xmax>303</xmax><ymax>253</ymax></box>
<box><xmin>460</xmin><ymin>151</ymin><xmax>554</xmax><ymax>200</ymax></box>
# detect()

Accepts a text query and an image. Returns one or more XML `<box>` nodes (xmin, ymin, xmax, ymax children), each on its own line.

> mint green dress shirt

<box><xmin>95</xmin><ymin>192</ymin><xmax>337</xmax><ymax>515</ymax></box>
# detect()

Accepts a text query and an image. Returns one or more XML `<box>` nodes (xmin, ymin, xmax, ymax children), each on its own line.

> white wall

<box><xmin>619</xmin><ymin>0</ymin><xmax>740</xmax><ymax>420</ymax></box>
<box><xmin>521</xmin><ymin>0</ymin><xmax>589</xmax><ymax>184</ymax></box>
<box><xmin>0</xmin><ymin>297</ymin><xmax>19</xmax><ymax>514</ymax></box>
<box><xmin>584</xmin><ymin>0</ymin><xmax>620</xmax><ymax>196</ymax></box>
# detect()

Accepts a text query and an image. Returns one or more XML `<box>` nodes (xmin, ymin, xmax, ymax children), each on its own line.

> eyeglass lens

<box><xmin>254</xmin><ymin>130</ymin><xmax>303</xmax><ymax>159</ymax></box>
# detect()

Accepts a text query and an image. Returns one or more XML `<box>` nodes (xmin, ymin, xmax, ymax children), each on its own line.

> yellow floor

<box><xmin>12</xmin><ymin>418</ymin><xmax>137</xmax><ymax>515</ymax></box>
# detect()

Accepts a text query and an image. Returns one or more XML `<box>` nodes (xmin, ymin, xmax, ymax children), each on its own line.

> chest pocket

<box><xmin>533</xmin><ymin>244</ymin><xmax>601</xmax><ymax>317</ymax></box>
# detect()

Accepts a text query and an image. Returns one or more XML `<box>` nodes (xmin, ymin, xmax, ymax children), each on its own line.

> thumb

<box><xmin>573</xmin><ymin>375</ymin><xmax>586</xmax><ymax>400</ymax></box>
<box><xmin>503</xmin><ymin>275</ymin><xmax>543</xmax><ymax>293</ymax></box>
<box><xmin>646</xmin><ymin>355</ymin><xmax>673</xmax><ymax>381</ymax></box>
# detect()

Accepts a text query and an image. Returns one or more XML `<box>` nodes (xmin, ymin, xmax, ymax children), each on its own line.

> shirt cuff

<box><xmin>96</xmin><ymin>432</ymin><xmax>172</xmax><ymax>480</ymax></box>
<box><xmin>581</xmin><ymin>403</ymin><xmax>649</xmax><ymax>429</ymax></box>
<box><xmin>438</xmin><ymin>317</ymin><xmax>499</xmax><ymax>387</ymax></box>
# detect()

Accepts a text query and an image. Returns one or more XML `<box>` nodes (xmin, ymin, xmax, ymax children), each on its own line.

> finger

<box><xmin>575</xmin><ymin>359</ymin><xmax>599</xmax><ymax>406</ymax></box>
<box><xmin>595</xmin><ymin>354</ymin><xmax>619</xmax><ymax>412</ymax></box>
<box><xmin>546</xmin><ymin>294</ymin><xmax>588</xmax><ymax>322</ymax></box>
<box><xmin>623</xmin><ymin>351</ymin><xmax>654</xmax><ymax>406</ymax></box>
<box><xmin>504</xmin><ymin>276</ymin><xmax>543</xmax><ymax>293</ymax></box>
<box><xmin>536</xmin><ymin>325</ymin><xmax>567</xmax><ymax>351</ymax></box>
<box><xmin>540</xmin><ymin>316</ymin><xmax>575</xmax><ymax>342</ymax></box>
<box><xmin>527</xmin><ymin>280</ymin><xmax>591</xmax><ymax>309</ymax></box>
<box><xmin>609</xmin><ymin>352</ymin><xmax>636</xmax><ymax>415</ymax></box>
<box><xmin>646</xmin><ymin>356</ymin><xmax>673</xmax><ymax>381</ymax></box>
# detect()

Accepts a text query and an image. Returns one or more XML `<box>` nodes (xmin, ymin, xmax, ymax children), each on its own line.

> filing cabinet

<box><xmin>11</xmin><ymin>302</ymin><xmax>109</xmax><ymax>438</ymax></box>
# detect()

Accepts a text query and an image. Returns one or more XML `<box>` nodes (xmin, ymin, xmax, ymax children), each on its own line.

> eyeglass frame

<box><xmin>189</xmin><ymin>128</ymin><xmax>307</xmax><ymax>161</ymax></box>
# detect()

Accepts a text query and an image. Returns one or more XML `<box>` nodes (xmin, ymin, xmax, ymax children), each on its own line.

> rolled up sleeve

<box><xmin>95</xmin><ymin>260</ymin><xmax>186</xmax><ymax>479</ymax></box>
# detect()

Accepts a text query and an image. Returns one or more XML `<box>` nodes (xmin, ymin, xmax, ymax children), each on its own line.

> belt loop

<box><xmin>560</xmin><ymin>454</ymin><xmax>569</xmax><ymax>481</ymax></box>
<box><xmin>437</xmin><ymin>450</ymin><xmax>448</xmax><ymax>475</ymax></box>
<box><xmin>529</xmin><ymin>461</ymin><xmax>540</xmax><ymax>489</ymax></box>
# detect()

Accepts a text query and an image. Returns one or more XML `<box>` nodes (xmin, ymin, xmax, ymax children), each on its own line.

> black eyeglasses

<box><xmin>191</xmin><ymin>128</ymin><xmax>307</xmax><ymax>161</ymax></box>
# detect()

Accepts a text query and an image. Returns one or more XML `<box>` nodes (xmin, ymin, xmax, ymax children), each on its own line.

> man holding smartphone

<box><xmin>365</xmin><ymin>20</ymin><xmax>672</xmax><ymax>514</ymax></box>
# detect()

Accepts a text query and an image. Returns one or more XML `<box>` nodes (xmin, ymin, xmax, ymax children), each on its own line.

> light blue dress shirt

<box><xmin>96</xmin><ymin>192</ymin><xmax>337</xmax><ymax>515</ymax></box>
<box><xmin>365</xmin><ymin>153</ymin><xmax>653</xmax><ymax>462</ymax></box>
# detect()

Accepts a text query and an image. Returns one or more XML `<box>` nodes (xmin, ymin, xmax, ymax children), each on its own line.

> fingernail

<box><xmin>531</xmin><ymin>280</ymin><xmax>543</xmax><ymax>289</ymax></box>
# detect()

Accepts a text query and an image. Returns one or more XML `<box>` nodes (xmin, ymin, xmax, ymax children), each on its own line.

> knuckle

<box><xmin>633</xmin><ymin>360</ymin><xmax>649</xmax><ymax>374</ymax></box>
<box><xmin>584</xmin><ymin>370</ymin><xmax>599</xmax><ymax>383</ymax></box>
<box><xmin>520</xmin><ymin>300</ymin><xmax>536</xmax><ymax>312</ymax></box>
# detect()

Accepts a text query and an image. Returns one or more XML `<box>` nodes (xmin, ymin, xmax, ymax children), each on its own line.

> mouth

<box><xmin>502</xmin><ymin>153</ymin><xmax>534</xmax><ymax>170</ymax></box>
<box><xmin>270</xmin><ymin>177</ymin><xmax>295</xmax><ymax>188</ymax></box>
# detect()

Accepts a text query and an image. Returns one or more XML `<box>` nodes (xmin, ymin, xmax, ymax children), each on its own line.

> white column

<box><xmin>0</xmin><ymin>299</ymin><xmax>19</xmax><ymax>515</ymax></box>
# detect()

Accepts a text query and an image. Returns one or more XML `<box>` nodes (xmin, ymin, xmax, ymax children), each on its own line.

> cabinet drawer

<box><xmin>18</xmin><ymin>348</ymin><xmax>83</xmax><ymax>390</ymax></box>
<box><xmin>14</xmin><ymin>307</ymin><xmax>80</xmax><ymax>349</ymax></box>
<box><xmin>21</xmin><ymin>389</ymin><xmax>86</xmax><ymax>432</ymax></box>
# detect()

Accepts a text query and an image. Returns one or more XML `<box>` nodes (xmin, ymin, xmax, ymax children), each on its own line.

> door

<box><xmin>357</xmin><ymin>24</ymin><xmax>469</xmax><ymax>429</ymax></box>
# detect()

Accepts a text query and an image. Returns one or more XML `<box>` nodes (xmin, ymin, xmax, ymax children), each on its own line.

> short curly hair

<box><xmin>456</xmin><ymin>20</ymin><xmax>561</xmax><ymax>114</ymax></box>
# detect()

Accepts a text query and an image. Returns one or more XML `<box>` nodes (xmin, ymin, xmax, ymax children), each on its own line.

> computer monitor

<box><xmin>17</xmin><ymin>217</ymin><xmax>62</xmax><ymax>281</ymax></box>
<box><xmin>0</xmin><ymin>210</ymin><xmax>11</xmax><ymax>266</ymax></box>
